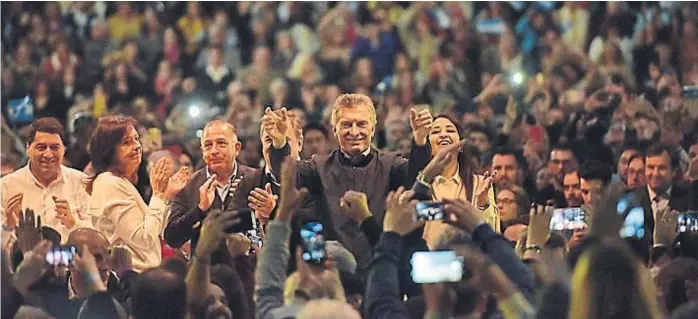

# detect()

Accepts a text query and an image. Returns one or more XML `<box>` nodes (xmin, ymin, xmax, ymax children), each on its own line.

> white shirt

<box><xmin>1</xmin><ymin>164</ymin><xmax>92</xmax><ymax>244</ymax></box>
<box><xmin>88</xmin><ymin>172</ymin><xmax>168</xmax><ymax>273</ymax></box>
<box><xmin>648</xmin><ymin>185</ymin><xmax>672</xmax><ymax>221</ymax></box>
<box><xmin>206</xmin><ymin>162</ymin><xmax>238</xmax><ymax>203</ymax></box>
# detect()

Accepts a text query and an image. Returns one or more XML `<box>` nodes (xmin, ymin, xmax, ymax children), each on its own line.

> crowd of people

<box><xmin>1</xmin><ymin>1</ymin><xmax>698</xmax><ymax>319</ymax></box>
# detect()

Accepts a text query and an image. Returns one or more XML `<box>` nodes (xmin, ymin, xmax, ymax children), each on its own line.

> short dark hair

<box><xmin>579</xmin><ymin>160</ymin><xmax>613</xmax><ymax>186</ymax></box>
<box><xmin>0</xmin><ymin>153</ymin><xmax>22</xmax><ymax>169</ymax></box>
<box><xmin>131</xmin><ymin>268</ymin><xmax>186</xmax><ymax>319</ymax></box>
<box><xmin>645</xmin><ymin>143</ymin><xmax>680</xmax><ymax>170</ymax></box>
<box><xmin>303</xmin><ymin>123</ymin><xmax>328</xmax><ymax>138</ymax></box>
<box><xmin>552</xmin><ymin>141</ymin><xmax>573</xmax><ymax>152</ymax></box>
<box><xmin>26</xmin><ymin>117</ymin><xmax>65</xmax><ymax>144</ymax></box>
<box><xmin>490</xmin><ymin>147</ymin><xmax>529</xmax><ymax>172</ymax></box>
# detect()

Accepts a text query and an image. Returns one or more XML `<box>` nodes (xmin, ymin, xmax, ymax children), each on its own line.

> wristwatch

<box><xmin>524</xmin><ymin>245</ymin><xmax>543</xmax><ymax>253</ymax></box>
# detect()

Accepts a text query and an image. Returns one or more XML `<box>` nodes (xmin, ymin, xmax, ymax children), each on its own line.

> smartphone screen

<box><xmin>677</xmin><ymin>212</ymin><xmax>698</xmax><ymax>233</ymax></box>
<box><xmin>410</xmin><ymin>251</ymin><xmax>464</xmax><ymax>284</ymax></box>
<box><xmin>549</xmin><ymin>208</ymin><xmax>586</xmax><ymax>231</ymax></box>
<box><xmin>46</xmin><ymin>246</ymin><xmax>77</xmax><ymax>266</ymax></box>
<box><xmin>619</xmin><ymin>207</ymin><xmax>645</xmax><ymax>239</ymax></box>
<box><xmin>300</xmin><ymin>221</ymin><xmax>326</xmax><ymax>264</ymax></box>
<box><xmin>415</xmin><ymin>201</ymin><xmax>445</xmax><ymax>221</ymax></box>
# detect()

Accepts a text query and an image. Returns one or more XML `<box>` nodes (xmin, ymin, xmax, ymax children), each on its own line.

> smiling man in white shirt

<box><xmin>1</xmin><ymin>117</ymin><xmax>92</xmax><ymax>244</ymax></box>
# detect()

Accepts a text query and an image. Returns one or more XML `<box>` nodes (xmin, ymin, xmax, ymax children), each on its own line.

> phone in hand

<box><xmin>415</xmin><ymin>201</ymin><xmax>445</xmax><ymax>221</ymax></box>
<box><xmin>410</xmin><ymin>251</ymin><xmax>464</xmax><ymax>284</ymax></box>
<box><xmin>46</xmin><ymin>245</ymin><xmax>77</xmax><ymax>266</ymax></box>
<box><xmin>300</xmin><ymin>221</ymin><xmax>326</xmax><ymax>264</ymax></box>
<box><xmin>677</xmin><ymin>212</ymin><xmax>698</xmax><ymax>233</ymax></box>
<box><xmin>549</xmin><ymin>208</ymin><xmax>586</xmax><ymax>231</ymax></box>
<box><xmin>223</xmin><ymin>208</ymin><xmax>255</xmax><ymax>234</ymax></box>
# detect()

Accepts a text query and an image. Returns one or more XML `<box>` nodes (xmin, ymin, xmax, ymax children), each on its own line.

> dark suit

<box><xmin>269</xmin><ymin>141</ymin><xmax>431</xmax><ymax>271</ymax></box>
<box><xmin>164</xmin><ymin>164</ymin><xmax>256</xmax><ymax>264</ymax></box>
<box><xmin>231</xmin><ymin>165</ymin><xmax>316</xmax><ymax>222</ymax></box>
<box><xmin>633</xmin><ymin>183</ymin><xmax>691</xmax><ymax>259</ymax></box>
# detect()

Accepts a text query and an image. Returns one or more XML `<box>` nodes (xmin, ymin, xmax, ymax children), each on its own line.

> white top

<box><xmin>1</xmin><ymin>164</ymin><xmax>92</xmax><ymax>245</ymax></box>
<box><xmin>88</xmin><ymin>172</ymin><xmax>168</xmax><ymax>273</ymax></box>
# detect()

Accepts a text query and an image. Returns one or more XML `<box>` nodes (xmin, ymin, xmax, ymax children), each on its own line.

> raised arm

<box><xmin>390</xmin><ymin>108</ymin><xmax>434</xmax><ymax>188</ymax></box>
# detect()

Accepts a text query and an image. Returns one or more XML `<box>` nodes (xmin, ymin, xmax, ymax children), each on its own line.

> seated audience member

<box><xmin>88</xmin><ymin>116</ymin><xmax>190</xmax><ymax>272</ymax></box>
<box><xmin>1</xmin><ymin>117</ymin><xmax>92</xmax><ymax>244</ymax></box>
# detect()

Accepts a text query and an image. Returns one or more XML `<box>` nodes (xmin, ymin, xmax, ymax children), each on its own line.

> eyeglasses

<box><xmin>497</xmin><ymin>198</ymin><xmax>517</xmax><ymax>205</ymax></box>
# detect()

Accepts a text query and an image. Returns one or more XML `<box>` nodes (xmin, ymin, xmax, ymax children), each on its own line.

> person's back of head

<box><xmin>296</xmin><ymin>299</ymin><xmax>361</xmax><ymax>319</ymax></box>
<box><xmin>131</xmin><ymin>268</ymin><xmax>186</xmax><ymax>319</ymax></box>
<box><xmin>570</xmin><ymin>239</ymin><xmax>663</xmax><ymax>319</ymax></box>
<box><xmin>656</xmin><ymin>258</ymin><xmax>698</xmax><ymax>314</ymax></box>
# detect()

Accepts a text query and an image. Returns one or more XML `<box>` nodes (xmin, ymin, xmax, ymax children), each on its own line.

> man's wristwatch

<box><xmin>524</xmin><ymin>245</ymin><xmax>543</xmax><ymax>253</ymax></box>
<box><xmin>476</xmin><ymin>201</ymin><xmax>490</xmax><ymax>211</ymax></box>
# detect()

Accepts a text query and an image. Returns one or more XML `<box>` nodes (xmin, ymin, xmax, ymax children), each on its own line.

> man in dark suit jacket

<box><xmin>635</xmin><ymin>144</ymin><xmax>690</xmax><ymax>251</ymax></box>
<box><xmin>262</xmin><ymin>94</ymin><xmax>433</xmax><ymax>270</ymax></box>
<box><xmin>164</xmin><ymin>120</ymin><xmax>255</xmax><ymax>264</ymax></box>
<box><xmin>231</xmin><ymin>111</ymin><xmax>314</xmax><ymax>224</ymax></box>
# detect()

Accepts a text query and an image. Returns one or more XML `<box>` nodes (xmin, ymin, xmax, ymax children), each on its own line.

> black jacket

<box><xmin>268</xmin><ymin>141</ymin><xmax>431</xmax><ymax>271</ymax></box>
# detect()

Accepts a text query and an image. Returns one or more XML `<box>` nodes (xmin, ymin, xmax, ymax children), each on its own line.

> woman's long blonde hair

<box><xmin>569</xmin><ymin>239</ymin><xmax>664</xmax><ymax>319</ymax></box>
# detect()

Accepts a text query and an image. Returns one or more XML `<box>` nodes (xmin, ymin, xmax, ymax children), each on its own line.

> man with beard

<box><xmin>262</xmin><ymin>93</ymin><xmax>433</xmax><ymax>269</ymax></box>
<box><xmin>563</xmin><ymin>171</ymin><xmax>583</xmax><ymax>208</ymax></box>
<box><xmin>1</xmin><ymin>117</ymin><xmax>92</xmax><ymax>244</ymax></box>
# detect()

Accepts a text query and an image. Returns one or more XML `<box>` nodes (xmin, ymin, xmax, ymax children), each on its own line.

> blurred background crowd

<box><xmin>1</xmin><ymin>1</ymin><xmax>698</xmax><ymax>319</ymax></box>
<box><xmin>2</xmin><ymin>1</ymin><xmax>696</xmax><ymax>174</ymax></box>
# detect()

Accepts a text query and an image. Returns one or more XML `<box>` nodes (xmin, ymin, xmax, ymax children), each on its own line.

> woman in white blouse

<box><xmin>87</xmin><ymin>116</ymin><xmax>189</xmax><ymax>272</ymax></box>
<box><xmin>421</xmin><ymin>115</ymin><xmax>499</xmax><ymax>249</ymax></box>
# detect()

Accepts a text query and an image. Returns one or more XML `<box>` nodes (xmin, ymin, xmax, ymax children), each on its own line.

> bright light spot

<box><xmin>512</xmin><ymin>72</ymin><xmax>524</xmax><ymax>85</ymax></box>
<box><xmin>188</xmin><ymin>105</ymin><xmax>201</xmax><ymax>118</ymax></box>
<box><xmin>196</xmin><ymin>129</ymin><xmax>203</xmax><ymax>138</ymax></box>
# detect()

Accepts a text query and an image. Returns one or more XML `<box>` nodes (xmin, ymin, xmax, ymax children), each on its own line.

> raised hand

<box><xmin>409</xmin><ymin>108</ymin><xmax>433</xmax><ymax>146</ymax></box>
<box><xmin>198</xmin><ymin>209</ymin><xmax>241</xmax><ymax>258</ymax></box>
<box><xmin>198</xmin><ymin>174</ymin><xmax>219</xmax><ymax>212</ymax></box>
<box><xmin>165</xmin><ymin>166</ymin><xmax>191</xmax><ymax>200</ymax></box>
<box><xmin>248</xmin><ymin>183</ymin><xmax>278</xmax><ymax>222</ymax></box>
<box><xmin>74</xmin><ymin>245</ymin><xmax>107</xmax><ymax>294</ymax></box>
<box><xmin>474</xmin><ymin>171</ymin><xmax>496</xmax><ymax>208</ymax></box>
<box><xmin>53</xmin><ymin>196</ymin><xmax>76</xmax><ymax>229</ymax></box>
<box><xmin>340</xmin><ymin>190</ymin><xmax>372</xmax><ymax>223</ymax></box>
<box><xmin>276</xmin><ymin>157</ymin><xmax>309</xmax><ymax>221</ymax></box>
<box><xmin>149</xmin><ymin>157</ymin><xmax>174</xmax><ymax>198</ymax></box>
<box><xmin>527</xmin><ymin>203</ymin><xmax>554</xmax><ymax>248</ymax></box>
<box><xmin>13</xmin><ymin>240</ymin><xmax>52</xmax><ymax>296</ymax></box>
<box><xmin>4</xmin><ymin>193</ymin><xmax>23</xmax><ymax>229</ymax></box>
<box><xmin>443</xmin><ymin>198</ymin><xmax>483</xmax><ymax>232</ymax></box>
<box><xmin>226</xmin><ymin>233</ymin><xmax>252</xmax><ymax>257</ymax></box>
<box><xmin>422</xmin><ymin>139</ymin><xmax>467</xmax><ymax>182</ymax></box>
<box><xmin>263</xmin><ymin>107</ymin><xmax>289</xmax><ymax>148</ymax></box>
<box><xmin>383</xmin><ymin>186</ymin><xmax>423</xmax><ymax>236</ymax></box>
<box><xmin>16</xmin><ymin>209</ymin><xmax>42</xmax><ymax>254</ymax></box>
